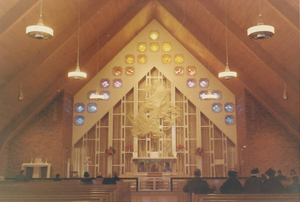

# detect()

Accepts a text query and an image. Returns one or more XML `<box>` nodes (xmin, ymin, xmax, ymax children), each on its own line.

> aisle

<box><xmin>131</xmin><ymin>191</ymin><xmax>177</xmax><ymax>202</ymax></box>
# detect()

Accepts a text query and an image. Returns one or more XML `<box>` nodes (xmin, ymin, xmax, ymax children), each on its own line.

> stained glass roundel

<box><xmin>187</xmin><ymin>79</ymin><xmax>196</xmax><ymax>88</ymax></box>
<box><xmin>75</xmin><ymin>103</ymin><xmax>84</xmax><ymax>113</ymax></box>
<box><xmin>225</xmin><ymin>115</ymin><xmax>235</xmax><ymax>125</ymax></box>
<box><xmin>75</xmin><ymin>116</ymin><xmax>84</xmax><ymax>125</ymax></box>
<box><xmin>199</xmin><ymin>78</ymin><xmax>209</xmax><ymax>88</ymax></box>
<box><xmin>212</xmin><ymin>103</ymin><xmax>222</xmax><ymax>113</ymax></box>
<box><xmin>225</xmin><ymin>103</ymin><xmax>234</xmax><ymax>112</ymax></box>
<box><xmin>88</xmin><ymin>103</ymin><xmax>97</xmax><ymax>113</ymax></box>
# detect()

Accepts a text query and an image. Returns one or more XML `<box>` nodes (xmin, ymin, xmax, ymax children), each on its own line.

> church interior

<box><xmin>0</xmin><ymin>0</ymin><xmax>299</xmax><ymax>199</ymax></box>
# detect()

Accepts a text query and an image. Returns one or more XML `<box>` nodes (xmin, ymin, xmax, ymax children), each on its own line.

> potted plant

<box><xmin>125</xmin><ymin>144</ymin><xmax>133</xmax><ymax>152</ymax></box>
<box><xmin>195</xmin><ymin>147</ymin><xmax>205</xmax><ymax>157</ymax></box>
<box><xmin>105</xmin><ymin>147</ymin><xmax>116</xmax><ymax>157</ymax></box>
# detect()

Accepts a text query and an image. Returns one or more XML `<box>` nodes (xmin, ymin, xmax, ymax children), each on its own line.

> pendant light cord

<box><xmin>225</xmin><ymin>0</ymin><xmax>229</xmax><ymax>67</ymax></box>
<box><xmin>258</xmin><ymin>0</ymin><xmax>263</xmax><ymax>25</ymax></box>
<box><xmin>40</xmin><ymin>0</ymin><xmax>43</xmax><ymax>18</ymax></box>
<box><xmin>77</xmin><ymin>0</ymin><xmax>81</xmax><ymax>67</ymax></box>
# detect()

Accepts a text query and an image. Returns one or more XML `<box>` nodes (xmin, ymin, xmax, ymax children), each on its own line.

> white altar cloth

<box><xmin>22</xmin><ymin>163</ymin><xmax>51</xmax><ymax>178</ymax></box>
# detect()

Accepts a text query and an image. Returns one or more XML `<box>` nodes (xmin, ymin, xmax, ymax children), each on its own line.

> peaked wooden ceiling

<box><xmin>0</xmin><ymin>0</ymin><xmax>299</xmax><ymax>151</ymax></box>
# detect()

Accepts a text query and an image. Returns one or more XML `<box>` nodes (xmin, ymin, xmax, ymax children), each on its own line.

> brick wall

<box><xmin>6</xmin><ymin>91</ymin><xmax>72</xmax><ymax>178</ymax></box>
<box><xmin>244</xmin><ymin>90</ymin><xmax>299</xmax><ymax>177</ymax></box>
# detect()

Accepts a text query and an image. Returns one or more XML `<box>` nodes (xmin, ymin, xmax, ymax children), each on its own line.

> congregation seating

<box><xmin>177</xmin><ymin>181</ymin><xmax>300</xmax><ymax>202</ymax></box>
<box><xmin>0</xmin><ymin>180</ymin><xmax>131</xmax><ymax>202</ymax></box>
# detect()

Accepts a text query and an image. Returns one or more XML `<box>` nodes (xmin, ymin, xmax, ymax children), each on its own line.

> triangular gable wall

<box><xmin>73</xmin><ymin>20</ymin><xmax>236</xmax><ymax>145</ymax></box>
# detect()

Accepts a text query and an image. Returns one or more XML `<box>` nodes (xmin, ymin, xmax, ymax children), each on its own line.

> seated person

<box><xmin>276</xmin><ymin>170</ymin><xmax>287</xmax><ymax>181</ymax></box>
<box><xmin>220</xmin><ymin>171</ymin><xmax>243</xmax><ymax>194</ymax></box>
<box><xmin>183</xmin><ymin>169</ymin><xmax>211</xmax><ymax>194</ymax></box>
<box><xmin>15</xmin><ymin>170</ymin><xmax>28</xmax><ymax>182</ymax></box>
<box><xmin>53</xmin><ymin>173</ymin><xmax>62</xmax><ymax>181</ymax></box>
<box><xmin>102</xmin><ymin>173</ymin><xmax>116</xmax><ymax>184</ymax></box>
<box><xmin>262</xmin><ymin>168</ymin><xmax>284</xmax><ymax>193</ymax></box>
<box><xmin>285</xmin><ymin>176</ymin><xmax>299</xmax><ymax>193</ymax></box>
<box><xmin>80</xmin><ymin>171</ymin><xmax>93</xmax><ymax>184</ymax></box>
<box><xmin>244</xmin><ymin>168</ymin><xmax>263</xmax><ymax>193</ymax></box>
<box><xmin>96</xmin><ymin>172</ymin><xmax>103</xmax><ymax>178</ymax></box>
<box><xmin>112</xmin><ymin>172</ymin><xmax>121</xmax><ymax>181</ymax></box>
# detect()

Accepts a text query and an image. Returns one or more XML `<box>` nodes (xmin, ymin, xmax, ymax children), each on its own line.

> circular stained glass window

<box><xmin>150</xmin><ymin>43</ymin><xmax>159</xmax><ymax>52</ymax></box>
<box><xmin>113</xmin><ymin>67</ymin><xmax>122</xmax><ymax>76</ymax></box>
<box><xmin>225</xmin><ymin>103</ymin><xmax>234</xmax><ymax>112</ymax></box>
<box><xmin>101</xmin><ymin>79</ymin><xmax>110</xmax><ymax>88</ymax></box>
<box><xmin>162</xmin><ymin>43</ymin><xmax>172</xmax><ymax>52</ymax></box>
<box><xmin>225</xmin><ymin>115</ymin><xmax>235</xmax><ymax>125</ymax></box>
<box><xmin>138</xmin><ymin>55</ymin><xmax>147</xmax><ymax>64</ymax></box>
<box><xmin>75</xmin><ymin>116</ymin><xmax>84</xmax><ymax>125</ymax></box>
<box><xmin>174</xmin><ymin>54</ymin><xmax>184</xmax><ymax>64</ymax></box>
<box><xmin>187</xmin><ymin>79</ymin><xmax>196</xmax><ymax>88</ymax></box>
<box><xmin>138</xmin><ymin>42</ymin><xmax>147</xmax><ymax>52</ymax></box>
<box><xmin>125</xmin><ymin>55</ymin><xmax>135</xmax><ymax>64</ymax></box>
<box><xmin>75</xmin><ymin>103</ymin><xmax>84</xmax><ymax>113</ymax></box>
<box><xmin>187</xmin><ymin>66</ymin><xmax>196</xmax><ymax>76</ymax></box>
<box><xmin>88</xmin><ymin>103</ymin><xmax>97</xmax><ymax>113</ymax></box>
<box><xmin>174</xmin><ymin>67</ymin><xmax>184</xmax><ymax>75</ymax></box>
<box><xmin>212</xmin><ymin>103</ymin><xmax>222</xmax><ymax>113</ymax></box>
<box><xmin>125</xmin><ymin>67</ymin><xmax>134</xmax><ymax>75</ymax></box>
<box><xmin>113</xmin><ymin>79</ymin><xmax>122</xmax><ymax>88</ymax></box>
<box><xmin>100</xmin><ymin>91</ymin><xmax>110</xmax><ymax>100</ymax></box>
<box><xmin>162</xmin><ymin>54</ymin><xmax>171</xmax><ymax>64</ymax></box>
<box><xmin>149</xmin><ymin>31</ymin><xmax>159</xmax><ymax>40</ymax></box>
<box><xmin>199</xmin><ymin>79</ymin><xmax>209</xmax><ymax>88</ymax></box>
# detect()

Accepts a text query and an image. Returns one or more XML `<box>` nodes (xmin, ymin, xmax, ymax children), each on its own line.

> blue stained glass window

<box><xmin>75</xmin><ymin>103</ymin><xmax>84</xmax><ymax>113</ymax></box>
<box><xmin>212</xmin><ymin>91</ymin><xmax>222</xmax><ymax>100</ymax></box>
<box><xmin>101</xmin><ymin>91</ymin><xmax>110</xmax><ymax>100</ymax></box>
<box><xmin>199</xmin><ymin>91</ymin><xmax>207</xmax><ymax>100</ymax></box>
<box><xmin>212</xmin><ymin>103</ymin><xmax>222</xmax><ymax>113</ymax></box>
<box><xmin>187</xmin><ymin>79</ymin><xmax>196</xmax><ymax>88</ymax></box>
<box><xmin>199</xmin><ymin>78</ymin><xmax>209</xmax><ymax>88</ymax></box>
<box><xmin>88</xmin><ymin>103</ymin><xmax>97</xmax><ymax>113</ymax></box>
<box><xmin>225</xmin><ymin>103</ymin><xmax>234</xmax><ymax>112</ymax></box>
<box><xmin>225</xmin><ymin>115</ymin><xmax>234</xmax><ymax>125</ymax></box>
<box><xmin>75</xmin><ymin>116</ymin><xmax>84</xmax><ymax>125</ymax></box>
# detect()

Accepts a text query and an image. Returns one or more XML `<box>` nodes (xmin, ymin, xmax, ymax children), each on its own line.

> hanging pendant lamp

<box><xmin>247</xmin><ymin>0</ymin><xmax>274</xmax><ymax>39</ymax></box>
<box><xmin>283</xmin><ymin>82</ymin><xmax>288</xmax><ymax>100</ymax></box>
<box><xmin>26</xmin><ymin>0</ymin><xmax>53</xmax><ymax>40</ymax></box>
<box><xmin>68</xmin><ymin>0</ymin><xmax>87</xmax><ymax>80</ymax></box>
<box><xmin>218</xmin><ymin>0</ymin><xmax>237</xmax><ymax>80</ymax></box>
<box><xmin>18</xmin><ymin>83</ymin><xmax>24</xmax><ymax>101</ymax></box>
<box><xmin>202</xmin><ymin>11</ymin><xmax>217</xmax><ymax>100</ymax></box>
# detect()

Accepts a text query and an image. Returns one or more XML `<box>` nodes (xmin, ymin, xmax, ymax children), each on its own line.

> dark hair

<box><xmin>278</xmin><ymin>170</ymin><xmax>282</xmax><ymax>174</ymax></box>
<box><xmin>55</xmin><ymin>174</ymin><xmax>60</xmax><ymax>178</ymax></box>
<box><xmin>84</xmin><ymin>171</ymin><xmax>90</xmax><ymax>178</ymax></box>
<box><xmin>194</xmin><ymin>169</ymin><xmax>201</xmax><ymax>176</ymax></box>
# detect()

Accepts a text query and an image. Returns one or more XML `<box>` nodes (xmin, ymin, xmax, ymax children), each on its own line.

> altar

<box><xmin>22</xmin><ymin>162</ymin><xmax>51</xmax><ymax>178</ymax></box>
<box><xmin>132</xmin><ymin>157</ymin><xmax>177</xmax><ymax>173</ymax></box>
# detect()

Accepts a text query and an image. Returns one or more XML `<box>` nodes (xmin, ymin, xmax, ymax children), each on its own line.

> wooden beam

<box><xmin>267</xmin><ymin>0</ymin><xmax>299</xmax><ymax>29</ymax></box>
<box><xmin>197</xmin><ymin>0</ymin><xmax>299</xmax><ymax>93</ymax></box>
<box><xmin>0</xmin><ymin>0</ymin><xmax>39</xmax><ymax>36</ymax></box>
<box><xmin>0</xmin><ymin>0</ymin><xmax>154</xmax><ymax>151</ymax></box>
<box><xmin>155</xmin><ymin>0</ymin><xmax>299</xmax><ymax>136</ymax></box>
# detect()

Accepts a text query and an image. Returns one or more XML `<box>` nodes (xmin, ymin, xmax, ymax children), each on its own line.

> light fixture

<box><xmin>26</xmin><ymin>0</ymin><xmax>53</xmax><ymax>40</ymax></box>
<box><xmin>18</xmin><ymin>83</ymin><xmax>24</xmax><ymax>101</ymax></box>
<box><xmin>202</xmin><ymin>11</ymin><xmax>217</xmax><ymax>100</ymax></box>
<box><xmin>218</xmin><ymin>0</ymin><xmax>237</xmax><ymax>80</ymax></box>
<box><xmin>283</xmin><ymin>82</ymin><xmax>288</xmax><ymax>100</ymax></box>
<box><xmin>68</xmin><ymin>0</ymin><xmax>87</xmax><ymax>79</ymax></box>
<box><xmin>90</xmin><ymin>26</ymin><xmax>102</xmax><ymax>100</ymax></box>
<box><xmin>247</xmin><ymin>0</ymin><xmax>274</xmax><ymax>39</ymax></box>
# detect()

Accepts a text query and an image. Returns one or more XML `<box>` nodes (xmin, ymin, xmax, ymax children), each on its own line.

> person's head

<box><xmin>194</xmin><ymin>169</ymin><xmax>201</xmax><ymax>177</ymax></box>
<box><xmin>261</xmin><ymin>174</ymin><xmax>267</xmax><ymax>180</ymax></box>
<box><xmin>292</xmin><ymin>176</ymin><xmax>299</xmax><ymax>183</ymax></box>
<box><xmin>251</xmin><ymin>168</ymin><xmax>259</xmax><ymax>175</ymax></box>
<box><xmin>228</xmin><ymin>171</ymin><xmax>238</xmax><ymax>178</ymax></box>
<box><xmin>55</xmin><ymin>174</ymin><xmax>60</xmax><ymax>179</ymax></box>
<box><xmin>278</xmin><ymin>170</ymin><xmax>282</xmax><ymax>174</ymax></box>
<box><xmin>20</xmin><ymin>170</ymin><xmax>24</xmax><ymax>174</ymax></box>
<box><xmin>106</xmin><ymin>173</ymin><xmax>112</xmax><ymax>178</ymax></box>
<box><xmin>113</xmin><ymin>172</ymin><xmax>118</xmax><ymax>177</ymax></box>
<box><xmin>84</xmin><ymin>172</ymin><xmax>90</xmax><ymax>178</ymax></box>
<box><xmin>265</xmin><ymin>168</ymin><xmax>276</xmax><ymax>177</ymax></box>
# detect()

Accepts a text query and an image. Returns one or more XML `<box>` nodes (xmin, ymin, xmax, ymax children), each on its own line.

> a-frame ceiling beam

<box><xmin>155</xmin><ymin>0</ymin><xmax>299</xmax><ymax>136</ymax></box>
<box><xmin>0</xmin><ymin>0</ymin><xmax>110</xmax><ymax>96</ymax></box>
<box><xmin>267</xmin><ymin>0</ymin><xmax>299</xmax><ymax>29</ymax></box>
<box><xmin>0</xmin><ymin>0</ymin><xmax>153</xmax><ymax>152</ymax></box>
<box><xmin>0</xmin><ymin>0</ymin><xmax>39</xmax><ymax>36</ymax></box>
<box><xmin>197</xmin><ymin>0</ymin><xmax>299</xmax><ymax>93</ymax></box>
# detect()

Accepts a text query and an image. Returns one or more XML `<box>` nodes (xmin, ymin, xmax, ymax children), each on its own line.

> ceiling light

<box><xmin>202</xmin><ymin>89</ymin><xmax>218</xmax><ymax>100</ymax></box>
<box><xmin>218</xmin><ymin>0</ymin><xmax>237</xmax><ymax>80</ymax></box>
<box><xmin>247</xmin><ymin>0</ymin><xmax>274</xmax><ymax>39</ymax></box>
<box><xmin>26</xmin><ymin>0</ymin><xmax>53</xmax><ymax>40</ymax></box>
<box><xmin>89</xmin><ymin>90</ymin><xmax>105</xmax><ymax>100</ymax></box>
<box><xmin>68</xmin><ymin>0</ymin><xmax>86</xmax><ymax>79</ymax></box>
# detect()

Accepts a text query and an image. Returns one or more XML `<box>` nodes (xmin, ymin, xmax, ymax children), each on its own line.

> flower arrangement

<box><xmin>125</xmin><ymin>144</ymin><xmax>133</xmax><ymax>152</ymax></box>
<box><xmin>195</xmin><ymin>147</ymin><xmax>205</xmax><ymax>157</ymax></box>
<box><xmin>105</xmin><ymin>147</ymin><xmax>116</xmax><ymax>157</ymax></box>
<box><xmin>176</xmin><ymin>144</ymin><xmax>185</xmax><ymax>150</ymax></box>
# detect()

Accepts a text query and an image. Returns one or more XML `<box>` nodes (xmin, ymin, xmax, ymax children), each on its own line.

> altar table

<box><xmin>22</xmin><ymin>163</ymin><xmax>51</xmax><ymax>178</ymax></box>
